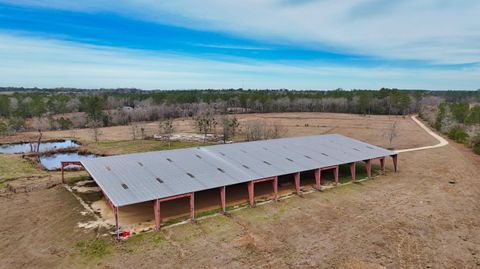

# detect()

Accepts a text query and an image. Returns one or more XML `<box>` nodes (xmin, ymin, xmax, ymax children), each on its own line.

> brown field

<box><xmin>1</xmin><ymin>112</ymin><xmax>435</xmax><ymax>150</ymax></box>
<box><xmin>0</xmin><ymin>112</ymin><xmax>479</xmax><ymax>268</ymax></box>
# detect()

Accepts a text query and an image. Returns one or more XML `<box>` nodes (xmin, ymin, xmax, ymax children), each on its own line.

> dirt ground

<box><xmin>0</xmin><ymin>113</ymin><xmax>479</xmax><ymax>268</ymax></box>
<box><xmin>0</xmin><ymin>113</ymin><xmax>436</xmax><ymax>151</ymax></box>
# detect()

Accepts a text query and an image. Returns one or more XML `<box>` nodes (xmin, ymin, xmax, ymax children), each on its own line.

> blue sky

<box><xmin>0</xmin><ymin>0</ymin><xmax>479</xmax><ymax>90</ymax></box>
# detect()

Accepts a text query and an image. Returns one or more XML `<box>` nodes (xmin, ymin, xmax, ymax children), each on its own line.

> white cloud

<box><xmin>2</xmin><ymin>0</ymin><xmax>480</xmax><ymax>64</ymax></box>
<box><xmin>0</xmin><ymin>32</ymin><xmax>479</xmax><ymax>89</ymax></box>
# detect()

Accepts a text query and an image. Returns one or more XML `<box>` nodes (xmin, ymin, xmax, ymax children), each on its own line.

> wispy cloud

<box><xmin>4</xmin><ymin>0</ymin><xmax>478</xmax><ymax>65</ymax></box>
<box><xmin>0</xmin><ymin>32</ymin><xmax>478</xmax><ymax>90</ymax></box>
<box><xmin>192</xmin><ymin>43</ymin><xmax>272</xmax><ymax>51</ymax></box>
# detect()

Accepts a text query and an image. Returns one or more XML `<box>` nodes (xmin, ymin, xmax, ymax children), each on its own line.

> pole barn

<box><xmin>64</xmin><ymin>134</ymin><xmax>398</xmax><ymax>238</ymax></box>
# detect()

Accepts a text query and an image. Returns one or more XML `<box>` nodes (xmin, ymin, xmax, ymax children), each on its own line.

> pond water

<box><xmin>0</xmin><ymin>139</ymin><xmax>80</xmax><ymax>154</ymax></box>
<box><xmin>39</xmin><ymin>152</ymin><xmax>97</xmax><ymax>171</ymax></box>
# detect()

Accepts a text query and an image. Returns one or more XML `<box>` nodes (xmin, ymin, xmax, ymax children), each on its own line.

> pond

<box><xmin>39</xmin><ymin>152</ymin><xmax>97</xmax><ymax>171</ymax></box>
<box><xmin>0</xmin><ymin>139</ymin><xmax>80</xmax><ymax>154</ymax></box>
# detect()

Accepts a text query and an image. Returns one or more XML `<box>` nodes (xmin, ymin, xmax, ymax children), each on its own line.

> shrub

<box><xmin>57</xmin><ymin>117</ymin><xmax>73</xmax><ymax>130</ymax></box>
<box><xmin>434</xmin><ymin>103</ymin><xmax>446</xmax><ymax>131</ymax></box>
<box><xmin>448</xmin><ymin>127</ymin><xmax>469</xmax><ymax>144</ymax></box>
<box><xmin>474</xmin><ymin>142</ymin><xmax>480</xmax><ymax>155</ymax></box>
<box><xmin>472</xmin><ymin>135</ymin><xmax>480</xmax><ymax>155</ymax></box>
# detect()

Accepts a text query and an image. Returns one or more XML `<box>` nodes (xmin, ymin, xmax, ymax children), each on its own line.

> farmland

<box><xmin>0</xmin><ymin>112</ymin><xmax>479</xmax><ymax>268</ymax></box>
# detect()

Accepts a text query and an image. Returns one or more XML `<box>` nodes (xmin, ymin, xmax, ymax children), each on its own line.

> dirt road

<box><xmin>396</xmin><ymin>115</ymin><xmax>448</xmax><ymax>153</ymax></box>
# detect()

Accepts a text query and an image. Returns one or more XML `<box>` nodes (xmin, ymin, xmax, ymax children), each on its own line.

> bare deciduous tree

<box><xmin>244</xmin><ymin>121</ymin><xmax>267</xmax><ymax>141</ymax></box>
<box><xmin>386</xmin><ymin>121</ymin><xmax>398</xmax><ymax>149</ymax></box>
<box><xmin>159</xmin><ymin>118</ymin><xmax>175</xmax><ymax>148</ymax></box>
<box><xmin>244</xmin><ymin>120</ymin><xmax>287</xmax><ymax>141</ymax></box>
<box><xmin>269</xmin><ymin>123</ymin><xmax>287</xmax><ymax>139</ymax></box>
<box><xmin>87</xmin><ymin>120</ymin><xmax>102</xmax><ymax>142</ymax></box>
<box><xmin>221</xmin><ymin>115</ymin><xmax>240</xmax><ymax>143</ymax></box>
<box><xmin>194</xmin><ymin>110</ymin><xmax>216</xmax><ymax>142</ymax></box>
<box><xmin>131</xmin><ymin>123</ymin><xmax>138</xmax><ymax>141</ymax></box>
<box><xmin>30</xmin><ymin>117</ymin><xmax>50</xmax><ymax>152</ymax></box>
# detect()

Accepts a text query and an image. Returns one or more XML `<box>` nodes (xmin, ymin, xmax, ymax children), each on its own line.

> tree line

<box><xmin>0</xmin><ymin>87</ymin><xmax>479</xmax><ymax>136</ymax></box>
<box><xmin>420</xmin><ymin>102</ymin><xmax>480</xmax><ymax>155</ymax></box>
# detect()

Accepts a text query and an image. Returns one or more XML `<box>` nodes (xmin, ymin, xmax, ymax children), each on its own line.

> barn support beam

<box><xmin>247</xmin><ymin>177</ymin><xmax>277</xmax><ymax>207</ymax></box>
<box><xmin>61</xmin><ymin>164</ymin><xmax>64</xmax><ymax>184</ymax></box>
<box><xmin>380</xmin><ymin>157</ymin><xmax>385</xmax><ymax>175</ymax></box>
<box><xmin>154</xmin><ymin>193</ymin><xmax>194</xmax><ymax>231</ymax></box>
<box><xmin>154</xmin><ymin>199</ymin><xmax>161</xmax><ymax>231</ymax></box>
<box><xmin>318</xmin><ymin>165</ymin><xmax>339</xmax><ymax>187</ymax></box>
<box><xmin>219</xmin><ymin>186</ymin><xmax>226</xmax><ymax>213</ymax></box>
<box><xmin>190</xmin><ymin>192</ymin><xmax>195</xmax><ymax>221</ymax></box>
<box><xmin>248</xmin><ymin>181</ymin><xmax>254</xmax><ymax>207</ymax></box>
<box><xmin>335</xmin><ymin>165</ymin><xmax>339</xmax><ymax>186</ymax></box>
<box><xmin>294</xmin><ymin>172</ymin><xmax>300</xmax><ymax>194</ymax></box>
<box><xmin>392</xmin><ymin>154</ymin><xmax>398</xmax><ymax>172</ymax></box>
<box><xmin>273</xmin><ymin>176</ymin><xmax>278</xmax><ymax>201</ymax></box>
<box><xmin>60</xmin><ymin>161</ymin><xmax>83</xmax><ymax>184</ymax></box>
<box><xmin>114</xmin><ymin>206</ymin><xmax>120</xmax><ymax>239</ymax></box>
<box><xmin>314</xmin><ymin>168</ymin><xmax>321</xmax><ymax>190</ymax></box>
<box><xmin>365</xmin><ymin>159</ymin><xmax>372</xmax><ymax>178</ymax></box>
<box><xmin>350</xmin><ymin>162</ymin><xmax>356</xmax><ymax>182</ymax></box>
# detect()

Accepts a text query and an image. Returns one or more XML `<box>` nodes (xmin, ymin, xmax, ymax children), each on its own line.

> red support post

<box><xmin>114</xmin><ymin>206</ymin><xmax>120</xmax><ymax>239</ymax></box>
<box><xmin>247</xmin><ymin>181</ymin><xmax>254</xmax><ymax>207</ymax></box>
<box><xmin>153</xmin><ymin>193</ymin><xmax>194</xmax><ymax>230</ymax></box>
<box><xmin>380</xmin><ymin>157</ymin><xmax>385</xmax><ymax>175</ymax></box>
<box><xmin>60</xmin><ymin>161</ymin><xmax>83</xmax><ymax>184</ymax></box>
<box><xmin>61</xmin><ymin>162</ymin><xmax>65</xmax><ymax>184</ymax></box>
<box><xmin>365</xmin><ymin>159</ymin><xmax>372</xmax><ymax>178</ymax></box>
<box><xmin>273</xmin><ymin>176</ymin><xmax>278</xmax><ymax>201</ymax></box>
<box><xmin>392</xmin><ymin>154</ymin><xmax>398</xmax><ymax>172</ymax></box>
<box><xmin>190</xmin><ymin>192</ymin><xmax>195</xmax><ymax>221</ymax></box>
<box><xmin>314</xmin><ymin>168</ymin><xmax>321</xmax><ymax>190</ymax></box>
<box><xmin>154</xmin><ymin>199</ymin><xmax>161</xmax><ymax>231</ymax></box>
<box><xmin>335</xmin><ymin>165</ymin><xmax>339</xmax><ymax>186</ymax></box>
<box><xmin>219</xmin><ymin>186</ymin><xmax>226</xmax><ymax>213</ymax></box>
<box><xmin>350</xmin><ymin>162</ymin><xmax>356</xmax><ymax>183</ymax></box>
<box><xmin>294</xmin><ymin>172</ymin><xmax>300</xmax><ymax>194</ymax></box>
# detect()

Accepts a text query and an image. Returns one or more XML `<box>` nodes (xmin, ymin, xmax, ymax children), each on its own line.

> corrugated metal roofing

<box><xmin>81</xmin><ymin>134</ymin><xmax>395</xmax><ymax>207</ymax></box>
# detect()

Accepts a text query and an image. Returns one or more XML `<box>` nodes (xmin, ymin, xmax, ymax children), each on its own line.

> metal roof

<box><xmin>81</xmin><ymin>134</ymin><xmax>395</xmax><ymax>207</ymax></box>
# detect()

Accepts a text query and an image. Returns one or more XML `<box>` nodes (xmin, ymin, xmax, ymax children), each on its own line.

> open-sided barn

<box><xmin>62</xmin><ymin>134</ymin><xmax>397</xmax><ymax>237</ymax></box>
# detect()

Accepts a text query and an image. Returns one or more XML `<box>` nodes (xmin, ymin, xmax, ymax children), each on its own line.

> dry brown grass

<box><xmin>1</xmin><ymin>112</ymin><xmax>436</xmax><ymax>150</ymax></box>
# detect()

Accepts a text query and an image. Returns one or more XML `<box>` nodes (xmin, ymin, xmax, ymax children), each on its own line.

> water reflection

<box><xmin>0</xmin><ymin>140</ymin><xmax>79</xmax><ymax>154</ymax></box>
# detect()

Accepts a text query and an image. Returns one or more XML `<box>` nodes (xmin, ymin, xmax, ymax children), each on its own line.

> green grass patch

<box><xmin>151</xmin><ymin>234</ymin><xmax>165</xmax><ymax>245</ymax></box>
<box><xmin>66</xmin><ymin>174</ymin><xmax>92</xmax><ymax>185</ymax></box>
<box><xmin>0</xmin><ymin>154</ymin><xmax>47</xmax><ymax>181</ymax></box>
<box><xmin>327</xmin><ymin>163</ymin><xmax>376</xmax><ymax>184</ymax></box>
<box><xmin>87</xmin><ymin>140</ymin><xmax>212</xmax><ymax>155</ymax></box>
<box><xmin>73</xmin><ymin>238</ymin><xmax>111</xmax><ymax>261</ymax></box>
<box><xmin>272</xmin><ymin>206</ymin><xmax>287</xmax><ymax>220</ymax></box>
<box><xmin>161</xmin><ymin>216</ymin><xmax>190</xmax><ymax>227</ymax></box>
<box><xmin>195</xmin><ymin>208</ymin><xmax>222</xmax><ymax>219</ymax></box>
<box><xmin>122</xmin><ymin>233</ymin><xmax>145</xmax><ymax>253</ymax></box>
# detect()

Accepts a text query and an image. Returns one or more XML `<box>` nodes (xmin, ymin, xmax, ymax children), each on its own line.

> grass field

<box><xmin>0</xmin><ymin>154</ymin><xmax>47</xmax><ymax>182</ymax></box>
<box><xmin>0</xmin><ymin>113</ymin><xmax>436</xmax><ymax>151</ymax></box>
<box><xmin>86</xmin><ymin>140</ymin><xmax>211</xmax><ymax>155</ymax></box>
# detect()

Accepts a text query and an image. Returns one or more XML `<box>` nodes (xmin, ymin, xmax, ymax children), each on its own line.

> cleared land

<box><xmin>0</xmin><ymin>113</ymin><xmax>479</xmax><ymax>268</ymax></box>
<box><xmin>0</xmin><ymin>113</ymin><xmax>436</xmax><ymax>150</ymax></box>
